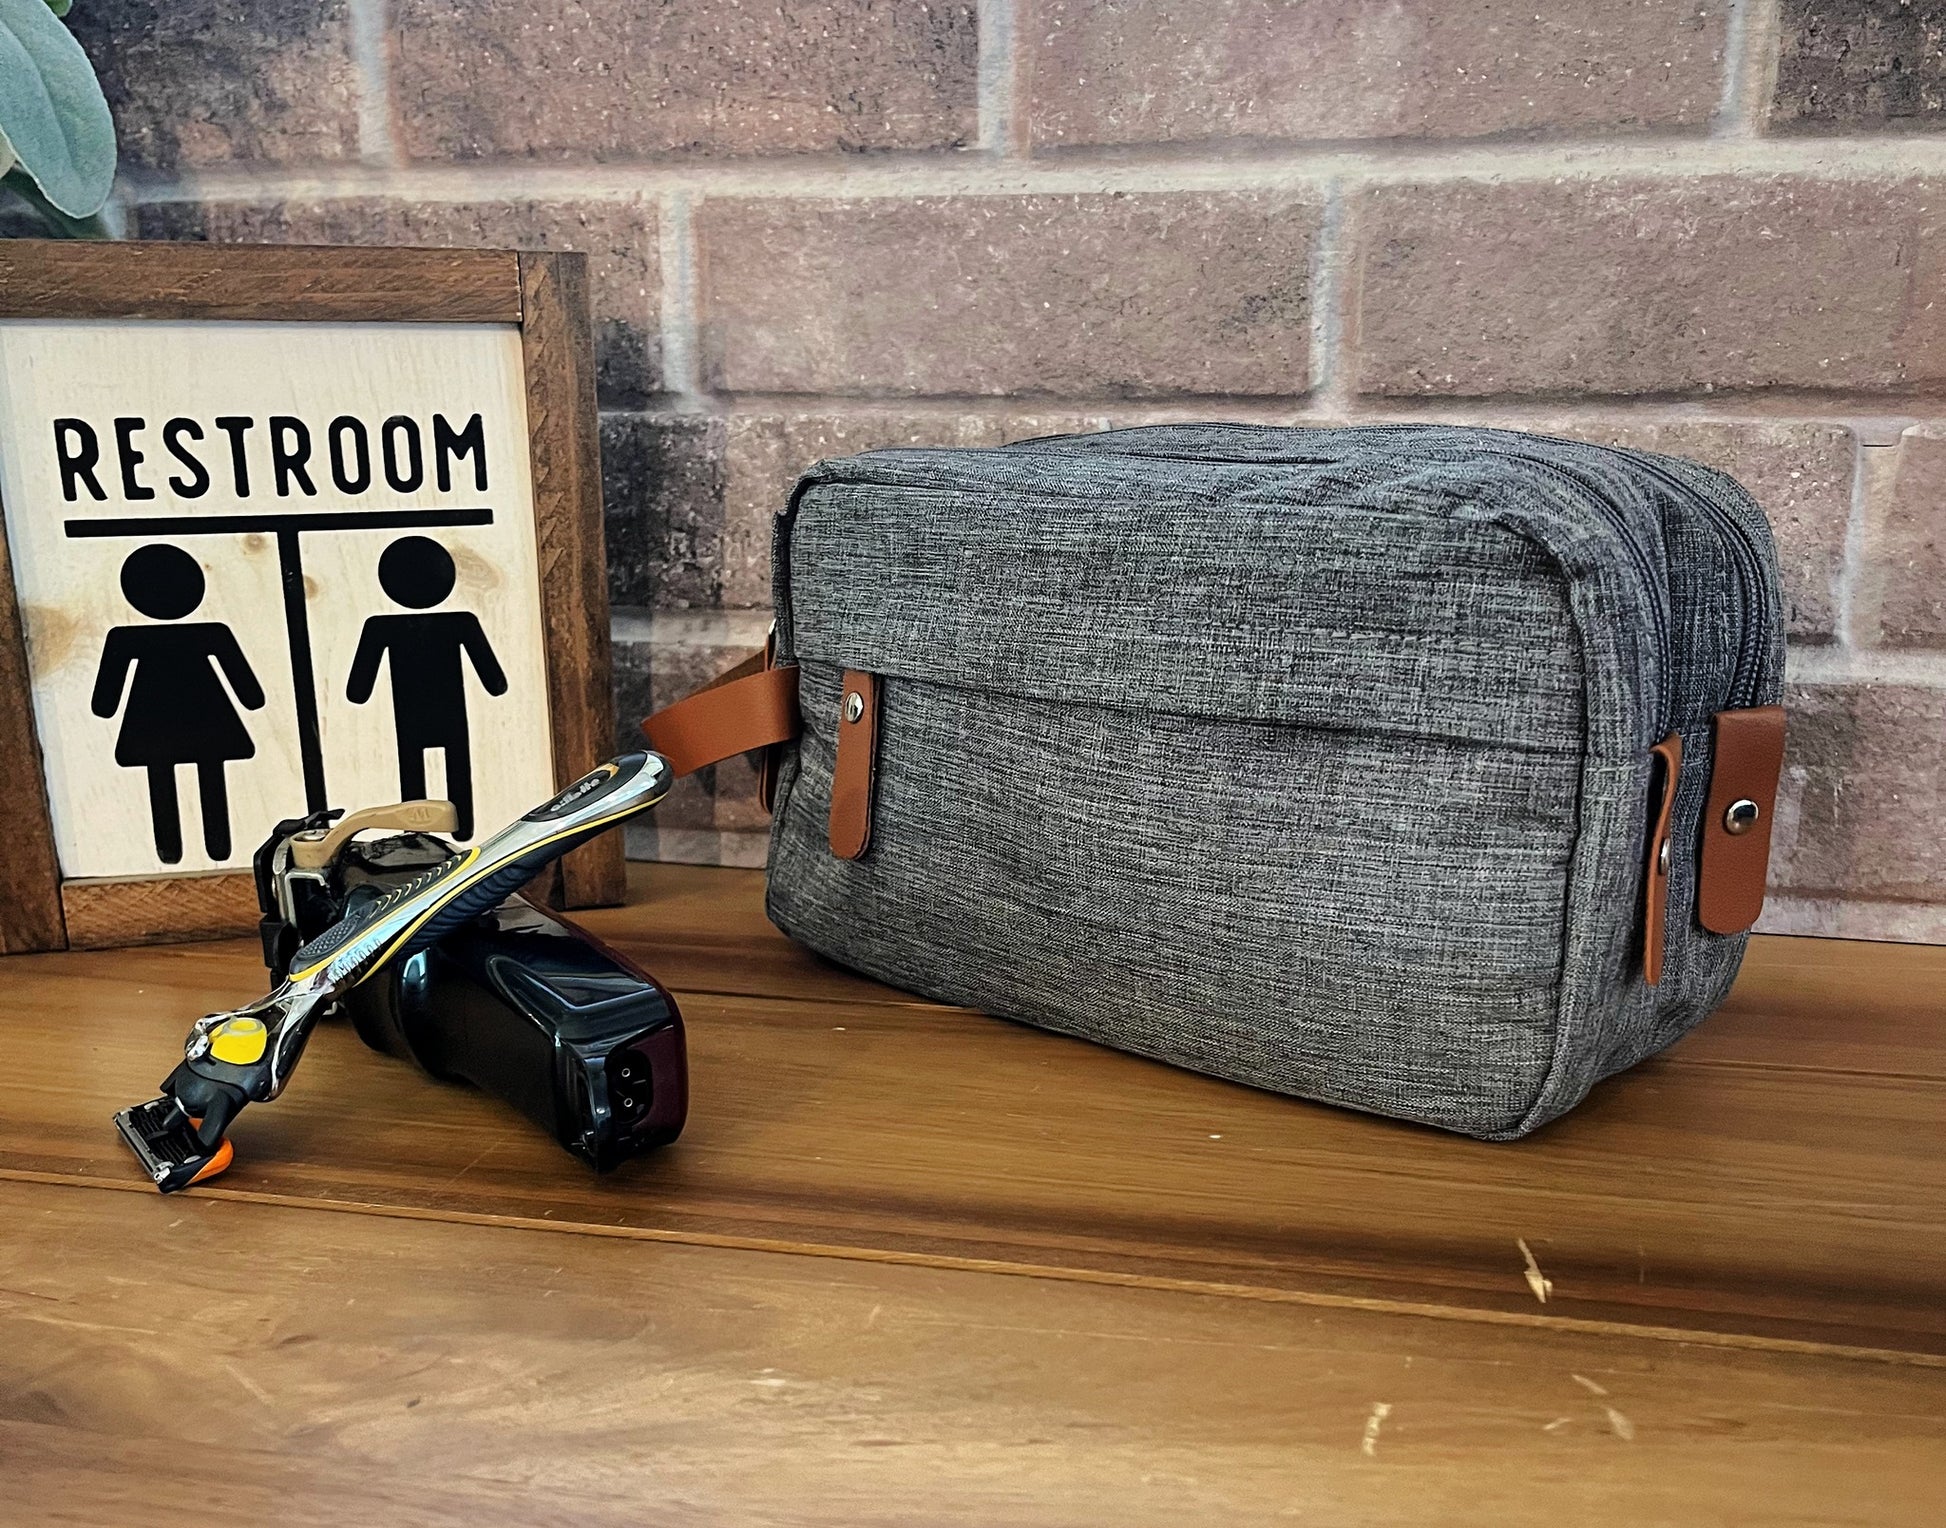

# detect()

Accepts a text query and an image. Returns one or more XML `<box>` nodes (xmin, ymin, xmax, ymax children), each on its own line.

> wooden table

<box><xmin>2</xmin><ymin>864</ymin><xmax>1941</xmax><ymax>1525</ymax></box>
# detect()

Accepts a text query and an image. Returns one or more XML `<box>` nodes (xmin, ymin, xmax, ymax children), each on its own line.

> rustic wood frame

<box><xmin>0</xmin><ymin>240</ymin><xmax>622</xmax><ymax>953</ymax></box>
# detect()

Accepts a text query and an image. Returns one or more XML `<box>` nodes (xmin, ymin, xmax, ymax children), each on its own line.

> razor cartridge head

<box><xmin>113</xmin><ymin>1096</ymin><xmax>235</xmax><ymax>1193</ymax></box>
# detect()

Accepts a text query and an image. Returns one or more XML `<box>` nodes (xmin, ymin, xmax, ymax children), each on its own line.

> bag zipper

<box><xmin>1611</xmin><ymin>454</ymin><xmax>1771</xmax><ymax>713</ymax></box>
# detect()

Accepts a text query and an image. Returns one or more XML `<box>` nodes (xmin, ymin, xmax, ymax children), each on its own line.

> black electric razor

<box><xmin>114</xmin><ymin>752</ymin><xmax>684</xmax><ymax>1191</ymax></box>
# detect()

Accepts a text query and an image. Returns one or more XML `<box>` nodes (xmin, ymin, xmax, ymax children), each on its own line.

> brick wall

<box><xmin>41</xmin><ymin>0</ymin><xmax>1946</xmax><ymax>940</ymax></box>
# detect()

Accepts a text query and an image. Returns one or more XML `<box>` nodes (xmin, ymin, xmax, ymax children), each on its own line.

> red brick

<box><xmin>1352</xmin><ymin>177</ymin><xmax>1946</xmax><ymax>397</ymax></box>
<box><xmin>603</xmin><ymin>416</ymin><xmax>726</xmax><ymax>611</ymax></box>
<box><xmin>699</xmin><ymin>194</ymin><xmax>1319</xmax><ymax>397</ymax></box>
<box><xmin>393</xmin><ymin>0</ymin><xmax>978</xmax><ymax>161</ymax></box>
<box><xmin>720</xmin><ymin>412</ymin><xmax>1112</xmax><ymax>606</ymax></box>
<box><xmin>1769</xmin><ymin>682</ymin><xmax>1946</xmax><ymax>906</ymax></box>
<box><xmin>1857</xmin><ymin>425</ymin><xmax>1946</xmax><ymax>648</ymax></box>
<box><xmin>1027</xmin><ymin>0</ymin><xmax>1727</xmax><ymax>148</ymax></box>
<box><xmin>1771</xmin><ymin>0</ymin><xmax>1946</xmax><ymax>132</ymax></box>
<box><xmin>69</xmin><ymin>0</ymin><xmax>359</xmax><ymax>171</ymax></box>
<box><xmin>133</xmin><ymin>198</ymin><xmax>661</xmax><ymax>406</ymax></box>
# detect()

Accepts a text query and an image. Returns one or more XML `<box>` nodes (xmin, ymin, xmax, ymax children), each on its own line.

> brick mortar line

<box><xmin>1835</xmin><ymin>433</ymin><xmax>1877</xmax><ymax>650</ymax></box>
<box><xmin>656</xmin><ymin>191</ymin><xmax>705</xmax><ymax>409</ymax></box>
<box><xmin>627</xmin><ymin>823</ymin><xmax>771</xmax><ymax>869</ymax></box>
<box><xmin>97</xmin><ymin>191</ymin><xmax>132</xmax><ymax>240</ymax></box>
<box><xmin>1307</xmin><ymin>180</ymin><xmax>1350</xmax><ymax>410</ymax></box>
<box><xmin>612</xmin><ymin>608</ymin><xmax>774</xmax><ymax>643</ymax></box>
<box><xmin>1763</xmin><ymin>896</ymin><xmax>1946</xmax><ymax>940</ymax></box>
<box><xmin>1309</xmin><ymin>398</ymin><xmax>1936</xmax><ymax>433</ymax></box>
<box><xmin>1714</xmin><ymin>0</ymin><xmax>1751</xmax><ymax>138</ymax></box>
<box><xmin>976</xmin><ymin>0</ymin><xmax>1020</xmax><ymax>156</ymax></box>
<box><xmin>1716</xmin><ymin>0</ymin><xmax>1784</xmax><ymax>141</ymax></box>
<box><xmin>119</xmin><ymin>131</ymin><xmax>1946</xmax><ymax>207</ymax></box>
<box><xmin>346</xmin><ymin>0</ymin><xmax>401</xmax><ymax>169</ymax></box>
<box><xmin>1784</xmin><ymin>646</ymin><xmax>1946</xmax><ymax>688</ymax></box>
<box><xmin>604</xmin><ymin>394</ymin><xmax>1946</xmax><ymax>428</ymax></box>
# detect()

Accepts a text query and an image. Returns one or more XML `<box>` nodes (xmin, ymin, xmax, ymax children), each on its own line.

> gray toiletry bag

<box><xmin>665</xmin><ymin>423</ymin><xmax>1790</xmax><ymax>1139</ymax></box>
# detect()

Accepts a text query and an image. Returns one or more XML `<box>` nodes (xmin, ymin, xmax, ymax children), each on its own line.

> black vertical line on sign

<box><xmin>275</xmin><ymin>527</ymin><xmax>327</xmax><ymax>812</ymax></box>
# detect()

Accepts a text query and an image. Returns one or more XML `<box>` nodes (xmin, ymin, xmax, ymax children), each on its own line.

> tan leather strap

<box><xmin>828</xmin><ymin>670</ymin><xmax>881</xmax><ymax>860</ymax></box>
<box><xmin>639</xmin><ymin>654</ymin><xmax>800</xmax><ymax>778</ymax></box>
<box><xmin>1698</xmin><ymin>705</ymin><xmax>1786</xmax><ymax>935</ymax></box>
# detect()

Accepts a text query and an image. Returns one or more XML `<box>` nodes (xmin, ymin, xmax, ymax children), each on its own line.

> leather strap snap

<box><xmin>1698</xmin><ymin>706</ymin><xmax>1786</xmax><ymax>935</ymax></box>
<box><xmin>828</xmin><ymin>670</ymin><xmax>881</xmax><ymax>861</ymax></box>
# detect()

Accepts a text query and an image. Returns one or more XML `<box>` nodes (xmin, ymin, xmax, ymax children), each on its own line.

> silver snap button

<box><xmin>1723</xmin><ymin>798</ymin><xmax>1760</xmax><ymax>836</ymax></box>
<box><xmin>844</xmin><ymin>690</ymin><xmax>865</xmax><ymax>724</ymax></box>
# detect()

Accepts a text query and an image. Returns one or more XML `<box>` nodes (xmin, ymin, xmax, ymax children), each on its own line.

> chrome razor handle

<box><xmin>158</xmin><ymin>753</ymin><xmax>674</xmax><ymax>1146</ymax></box>
<box><xmin>284</xmin><ymin>751</ymin><xmax>673</xmax><ymax>995</ymax></box>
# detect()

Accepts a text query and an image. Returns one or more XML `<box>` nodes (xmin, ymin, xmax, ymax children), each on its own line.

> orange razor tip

<box><xmin>183</xmin><ymin>1122</ymin><xmax>235</xmax><ymax>1186</ymax></box>
<box><xmin>188</xmin><ymin>1137</ymin><xmax>234</xmax><ymax>1185</ymax></box>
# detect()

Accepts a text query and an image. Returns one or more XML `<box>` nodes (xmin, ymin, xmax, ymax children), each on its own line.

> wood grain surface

<box><xmin>3</xmin><ymin>1175</ymin><xmax>1940</xmax><ymax>1528</ymax></box>
<box><xmin>4</xmin><ymin>863</ymin><xmax>1943</xmax><ymax>1523</ymax></box>
<box><xmin>2</xmin><ymin>865</ymin><xmax>1942</xmax><ymax>1365</ymax></box>
<box><xmin>0</xmin><ymin>240</ymin><xmax>522</xmax><ymax>322</ymax></box>
<box><xmin>518</xmin><ymin>250</ymin><xmax>623</xmax><ymax>909</ymax></box>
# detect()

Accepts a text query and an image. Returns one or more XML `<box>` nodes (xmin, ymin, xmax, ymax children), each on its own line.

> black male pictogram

<box><xmin>90</xmin><ymin>544</ymin><xmax>267</xmax><ymax>864</ymax></box>
<box><xmin>346</xmin><ymin>536</ymin><xmax>508</xmax><ymax>840</ymax></box>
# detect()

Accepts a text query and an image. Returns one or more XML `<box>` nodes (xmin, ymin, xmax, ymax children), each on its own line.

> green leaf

<box><xmin>0</xmin><ymin>0</ymin><xmax>115</xmax><ymax>217</ymax></box>
<box><xmin>43</xmin><ymin>1</ymin><xmax>74</xmax><ymax>21</ymax></box>
<box><xmin>3</xmin><ymin>161</ymin><xmax>110</xmax><ymax>237</ymax></box>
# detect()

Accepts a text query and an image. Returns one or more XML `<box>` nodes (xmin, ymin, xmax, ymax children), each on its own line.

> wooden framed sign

<box><xmin>0</xmin><ymin>240</ymin><xmax>620</xmax><ymax>953</ymax></box>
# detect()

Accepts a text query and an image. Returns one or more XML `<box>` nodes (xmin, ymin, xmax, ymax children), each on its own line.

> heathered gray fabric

<box><xmin>761</xmin><ymin>424</ymin><xmax>1786</xmax><ymax>1138</ymax></box>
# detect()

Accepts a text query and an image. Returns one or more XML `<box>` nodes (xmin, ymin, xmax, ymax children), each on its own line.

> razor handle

<box><xmin>119</xmin><ymin>753</ymin><xmax>672</xmax><ymax>1190</ymax></box>
<box><xmin>282</xmin><ymin>751</ymin><xmax>674</xmax><ymax>995</ymax></box>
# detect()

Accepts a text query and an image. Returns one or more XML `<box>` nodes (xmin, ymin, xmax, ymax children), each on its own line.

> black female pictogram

<box><xmin>346</xmin><ymin>536</ymin><xmax>508</xmax><ymax>839</ymax></box>
<box><xmin>90</xmin><ymin>543</ymin><xmax>267</xmax><ymax>864</ymax></box>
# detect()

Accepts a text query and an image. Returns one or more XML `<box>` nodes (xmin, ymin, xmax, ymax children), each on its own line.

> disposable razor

<box><xmin>113</xmin><ymin>752</ymin><xmax>673</xmax><ymax>1192</ymax></box>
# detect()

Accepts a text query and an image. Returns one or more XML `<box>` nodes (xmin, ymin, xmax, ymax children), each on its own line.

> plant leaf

<box><xmin>3</xmin><ymin>161</ymin><xmax>110</xmax><ymax>237</ymax></box>
<box><xmin>0</xmin><ymin>0</ymin><xmax>115</xmax><ymax>216</ymax></box>
<box><xmin>43</xmin><ymin>1</ymin><xmax>74</xmax><ymax>22</ymax></box>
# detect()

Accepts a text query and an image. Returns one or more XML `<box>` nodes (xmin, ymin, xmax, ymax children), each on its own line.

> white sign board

<box><xmin>0</xmin><ymin>319</ymin><xmax>557</xmax><ymax>879</ymax></box>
